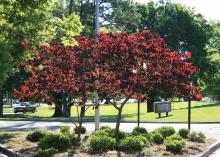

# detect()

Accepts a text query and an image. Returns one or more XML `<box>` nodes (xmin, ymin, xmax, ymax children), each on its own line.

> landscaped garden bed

<box><xmin>0</xmin><ymin>126</ymin><xmax>216</xmax><ymax>157</ymax></box>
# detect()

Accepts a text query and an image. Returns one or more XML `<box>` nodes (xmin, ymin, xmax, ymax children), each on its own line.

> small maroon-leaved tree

<box><xmin>92</xmin><ymin>30</ymin><xmax>198</xmax><ymax>138</ymax></box>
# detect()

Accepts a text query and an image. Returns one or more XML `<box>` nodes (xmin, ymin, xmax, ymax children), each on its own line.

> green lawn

<box><xmin>2</xmin><ymin>101</ymin><xmax>220</xmax><ymax>122</ymax></box>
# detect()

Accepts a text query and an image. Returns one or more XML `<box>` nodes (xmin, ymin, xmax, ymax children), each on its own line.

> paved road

<box><xmin>1</xmin><ymin>121</ymin><xmax>220</xmax><ymax>156</ymax></box>
<box><xmin>0</xmin><ymin>121</ymin><xmax>220</xmax><ymax>139</ymax></box>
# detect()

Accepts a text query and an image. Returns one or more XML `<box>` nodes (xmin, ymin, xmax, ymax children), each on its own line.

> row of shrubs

<box><xmin>27</xmin><ymin>125</ymin><xmax>206</xmax><ymax>156</ymax></box>
<box><xmin>26</xmin><ymin>125</ymin><xmax>86</xmax><ymax>157</ymax></box>
<box><xmin>88</xmin><ymin>126</ymin><xmax>206</xmax><ymax>154</ymax></box>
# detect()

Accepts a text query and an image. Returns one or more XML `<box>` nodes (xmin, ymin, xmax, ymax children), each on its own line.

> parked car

<box><xmin>14</xmin><ymin>102</ymin><xmax>36</xmax><ymax>113</ymax></box>
<box><xmin>12</xmin><ymin>100</ymin><xmax>20</xmax><ymax>108</ymax></box>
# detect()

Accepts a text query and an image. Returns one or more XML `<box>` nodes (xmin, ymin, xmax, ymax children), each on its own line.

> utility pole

<box><xmin>95</xmin><ymin>0</ymin><xmax>100</xmax><ymax>130</ymax></box>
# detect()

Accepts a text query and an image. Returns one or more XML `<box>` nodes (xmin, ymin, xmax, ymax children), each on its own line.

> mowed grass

<box><xmin>2</xmin><ymin>101</ymin><xmax>220</xmax><ymax>122</ymax></box>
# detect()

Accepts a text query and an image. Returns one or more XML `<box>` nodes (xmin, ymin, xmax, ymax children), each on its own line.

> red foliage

<box><xmin>15</xmin><ymin>30</ymin><xmax>199</xmax><ymax>105</ymax></box>
<box><xmin>93</xmin><ymin>30</ymin><xmax>199</xmax><ymax>101</ymax></box>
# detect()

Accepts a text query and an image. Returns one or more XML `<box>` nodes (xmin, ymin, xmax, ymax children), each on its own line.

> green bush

<box><xmin>154</xmin><ymin>126</ymin><xmax>175</xmax><ymax>138</ymax></box>
<box><xmin>164</xmin><ymin>134</ymin><xmax>186</xmax><ymax>154</ymax></box>
<box><xmin>188</xmin><ymin>131</ymin><xmax>206</xmax><ymax>143</ymax></box>
<box><xmin>132</xmin><ymin>126</ymin><xmax>148</xmax><ymax>137</ymax></box>
<box><xmin>150</xmin><ymin>131</ymin><xmax>164</xmax><ymax>144</ymax></box>
<box><xmin>32</xmin><ymin>148</ymin><xmax>58</xmax><ymax>157</ymax></box>
<box><xmin>60</xmin><ymin>125</ymin><xmax>71</xmax><ymax>135</ymax></box>
<box><xmin>26</xmin><ymin>130</ymin><xmax>49</xmax><ymax>142</ymax></box>
<box><xmin>119</xmin><ymin>135</ymin><xmax>149</xmax><ymax>152</ymax></box>
<box><xmin>178</xmin><ymin>128</ymin><xmax>190</xmax><ymax>139</ymax></box>
<box><xmin>74</xmin><ymin>126</ymin><xmax>86</xmax><ymax>134</ymax></box>
<box><xmin>38</xmin><ymin>134</ymin><xmax>76</xmax><ymax>151</ymax></box>
<box><xmin>89</xmin><ymin>134</ymin><xmax>117</xmax><ymax>153</ymax></box>
<box><xmin>97</xmin><ymin>127</ymin><xmax>127</xmax><ymax>140</ymax></box>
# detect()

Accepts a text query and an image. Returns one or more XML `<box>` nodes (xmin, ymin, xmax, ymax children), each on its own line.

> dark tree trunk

<box><xmin>69</xmin><ymin>0</ymin><xmax>73</xmax><ymax>15</ymax></box>
<box><xmin>104</xmin><ymin>97</ymin><xmax>111</xmax><ymax>104</ymax></box>
<box><xmin>77</xmin><ymin>105</ymin><xmax>85</xmax><ymax>138</ymax></box>
<box><xmin>0</xmin><ymin>87</ymin><xmax>3</xmax><ymax>118</ymax></box>
<box><xmin>115</xmin><ymin>108</ymin><xmax>122</xmax><ymax>140</ymax></box>
<box><xmin>53</xmin><ymin>101</ymin><xmax>63</xmax><ymax>117</ymax></box>
<box><xmin>63</xmin><ymin>104</ymin><xmax>71</xmax><ymax>117</ymax></box>
<box><xmin>147</xmin><ymin>95</ymin><xmax>155</xmax><ymax>112</ymax></box>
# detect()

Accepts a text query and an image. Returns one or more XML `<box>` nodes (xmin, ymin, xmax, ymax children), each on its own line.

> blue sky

<box><xmin>135</xmin><ymin>0</ymin><xmax>220</xmax><ymax>21</ymax></box>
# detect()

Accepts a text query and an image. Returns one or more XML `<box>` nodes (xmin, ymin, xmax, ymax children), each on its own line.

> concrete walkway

<box><xmin>0</xmin><ymin>121</ymin><xmax>220</xmax><ymax>140</ymax></box>
<box><xmin>1</xmin><ymin>121</ymin><xmax>220</xmax><ymax>156</ymax></box>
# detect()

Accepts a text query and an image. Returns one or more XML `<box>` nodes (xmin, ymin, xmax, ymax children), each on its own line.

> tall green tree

<box><xmin>0</xmin><ymin>0</ymin><xmax>82</xmax><ymax>117</ymax></box>
<box><xmin>134</xmin><ymin>1</ymin><xmax>219</xmax><ymax>110</ymax></box>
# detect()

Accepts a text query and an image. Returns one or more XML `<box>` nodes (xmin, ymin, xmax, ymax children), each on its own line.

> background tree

<box><xmin>0</xmin><ymin>0</ymin><xmax>83</xmax><ymax>117</ymax></box>
<box><xmin>134</xmin><ymin>1</ymin><xmax>219</xmax><ymax>110</ymax></box>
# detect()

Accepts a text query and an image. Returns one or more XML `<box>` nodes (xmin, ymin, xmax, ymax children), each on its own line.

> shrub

<box><xmin>119</xmin><ymin>135</ymin><xmax>149</xmax><ymax>152</ymax></box>
<box><xmin>97</xmin><ymin>127</ymin><xmax>127</xmax><ymax>140</ymax></box>
<box><xmin>89</xmin><ymin>134</ymin><xmax>117</xmax><ymax>153</ymax></box>
<box><xmin>74</xmin><ymin>126</ymin><xmax>86</xmax><ymax>134</ymax></box>
<box><xmin>150</xmin><ymin>131</ymin><xmax>164</xmax><ymax>144</ymax></box>
<box><xmin>164</xmin><ymin>134</ymin><xmax>186</xmax><ymax>154</ymax></box>
<box><xmin>26</xmin><ymin>130</ymin><xmax>49</xmax><ymax>142</ymax></box>
<box><xmin>188</xmin><ymin>131</ymin><xmax>206</xmax><ymax>143</ymax></box>
<box><xmin>32</xmin><ymin>148</ymin><xmax>58</xmax><ymax>157</ymax></box>
<box><xmin>178</xmin><ymin>128</ymin><xmax>190</xmax><ymax>139</ymax></box>
<box><xmin>155</xmin><ymin>126</ymin><xmax>175</xmax><ymax>138</ymax></box>
<box><xmin>38</xmin><ymin>134</ymin><xmax>76</xmax><ymax>151</ymax></box>
<box><xmin>162</xmin><ymin>151</ymin><xmax>171</xmax><ymax>156</ymax></box>
<box><xmin>60</xmin><ymin>125</ymin><xmax>71</xmax><ymax>135</ymax></box>
<box><xmin>132</xmin><ymin>126</ymin><xmax>148</xmax><ymax>137</ymax></box>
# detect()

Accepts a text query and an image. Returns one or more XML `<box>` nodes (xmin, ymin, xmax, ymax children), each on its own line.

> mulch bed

<box><xmin>0</xmin><ymin>131</ymin><xmax>217</xmax><ymax>157</ymax></box>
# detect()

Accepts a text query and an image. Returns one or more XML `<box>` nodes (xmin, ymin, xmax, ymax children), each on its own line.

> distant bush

<box><xmin>164</xmin><ymin>134</ymin><xmax>186</xmax><ymax>154</ymax></box>
<box><xmin>188</xmin><ymin>131</ymin><xmax>206</xmax><ymax>143</ymax></box>
<box><xmin>26</xmin><ymin>130</ymin><xmax>49</xmax><ymax>142</ymax></box>
<box><xmin>178</xmin><ymin>128</ymin><xmax>190</xmax><ymax>139</ymax></box>
<box><xmin>119</xmin><ymin>135</ymin><xmax>149</xmax><ymax>152</ymax></box>
<box><xmin>32</xmin><ymin>148</ymin><xmax>58</xmax><ymax>157</ymax></box>
<box><xmin>150</xmin><ymin>131</ymin><xmax>164</xmax><ymax>144</ymax></box>
<box><xmin>38</xmin><ymin>134</ymin><xmax>77</xmax><ymax>151</ymax></box>
<box><xmin>74</xmin><ymin>126</ymin><xmax>86</xmax><ymax>134</ymax></box>
<box><xmin>89</xmin><ymin>134</ymin><xmax>117</xmax><ymax>153</ymax></box>
<box><xmin>132</xmin><ymin>127</ymin><xmax>149</xmax><ymax>137</ymax></box>
<box><xmin>60</xmin><ymin>125</ymin><xmax>71</xmax><ymax>135</ymax></box>
<box><xmin>154</xmin><ymin>126</ymin><xmax>175</xmax><ymax>138</ymax></box>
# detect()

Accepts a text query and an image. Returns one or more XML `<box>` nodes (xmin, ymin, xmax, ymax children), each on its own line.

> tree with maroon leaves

<box><xmin>14</xmin><ymin>37</ymin><xmax>95</xmax><ymax>117</ymax></box>
<box><xmin>92</xmin><ymin>30</ymin><xmax>198</xmax><ymax>138</ymax></box>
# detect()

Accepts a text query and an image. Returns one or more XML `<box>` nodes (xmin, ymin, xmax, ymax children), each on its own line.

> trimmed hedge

<box><xmin>178</xmin><ymin>128</ymin><xmax>190</xmax><ymax>139</ymax></box>
<box><xmin>188</xmin><ymin>131</ymin><xmax>206</xmax><ymax>143</ymax></box>
<box><xmin>150</xmin><ymin>131</ymin><xmax>164</xmax><ymax>144</ymax></box>
<box><xmin>132</xmin><ymin>127</ymin><xmax>148</xmax><ymax>137</ymax></box>
<box><xmin>119</xmin><ymin>135</ymin><xmax>149</xmax><ymax>152</ymax></box>
<box><xmin>32</xmin><ymin>148</ymin><xmax>58</xmax><ymax>157</ymax></box>
<box><xmin>26</xmin><ymin>130</ymin><xmax>49</xmax><ymax>142</ymax></box>
<box><xmin>89</xmin><ymin>134</ymin><xmax>117</xmax><ymax>153</ymax></box>
<box><xmin>60</xmin><ymin>125</ymin><xmax>71</xmax><ymax>135</ymax></box>
<box><xmin>74</xmin><ymin>126</ymin><xmax>86</xmax><ymax>134</ymax></box>
<box><xmin>164</xmin><ymin>134</ymin><xmax>186</xmax><ymax>154</ymax></box>
<box><xmin>38</xmin><ymin>134</ymin><xmax>78</xmax><ymax>151</ymax></box>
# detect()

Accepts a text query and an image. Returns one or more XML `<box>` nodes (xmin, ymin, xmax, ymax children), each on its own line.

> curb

<box><xmin>197</xmin><ymin>140</ymin><xmax>220</xmax><ymax>157</ymax></box>
<box><xmin>0</xmin><ymin>144</ymin><xmax>21</xmax><ymax>157</ymax></box>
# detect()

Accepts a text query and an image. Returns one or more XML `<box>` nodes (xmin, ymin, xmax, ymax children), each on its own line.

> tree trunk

<box><xmin>69</xmin><ymin>0</ymin><xmax>73</xmax><ymax>15</ymax></box>
<box><xmin>147</xmin><ymin>95</ymin><xmax>154</xmax><ymax>112</ymax></box>
<box><xmin>77</xmin><ymin>105</ymin><xmax>85</xmax><ymax>138</ymax></box>
<box><xmin>0</xmin><ymin>87</ymin><xmax>3</xmax><ymax>118</ymax></box>
<box><xmin>63</xmin><ymin>104</ymin><xmax>71</xmax><ymax>117</ymax></box>
<box><xmin>115</xmin><ymin>108</ymin><xmax>122</xmax><ymax>140</ymax></box>
<box><xmin>53</xmin><ymin>101</ymin><xmax>63</xmax><ymax>117</ymax></box>
<box><xmin>104</xmin><ymin>97</ymin><xmax>111</xmax><ymax>104</ymax></box>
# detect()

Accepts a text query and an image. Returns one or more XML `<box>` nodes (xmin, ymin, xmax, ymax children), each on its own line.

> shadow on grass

<box><xmin>0</xmin><ymin>133</ymin><xmax>18</xmax><ymax>144</ymax></box>
<box><xmin>173</xmin><ymin>102</ymin><xmax>220</xmax><ymax>110</ymax></box>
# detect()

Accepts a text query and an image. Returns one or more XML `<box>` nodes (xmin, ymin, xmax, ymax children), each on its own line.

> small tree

<box><xmin>93</xmin><ymin>30</ymin><xmax>198</xmax><ymax>139</ymax></box>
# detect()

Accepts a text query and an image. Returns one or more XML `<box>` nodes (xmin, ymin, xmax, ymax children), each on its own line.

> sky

<box><xmin>134</xmin><ymin>0</ymin><xmax>220</xmax><ymax>21</ymax></box>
